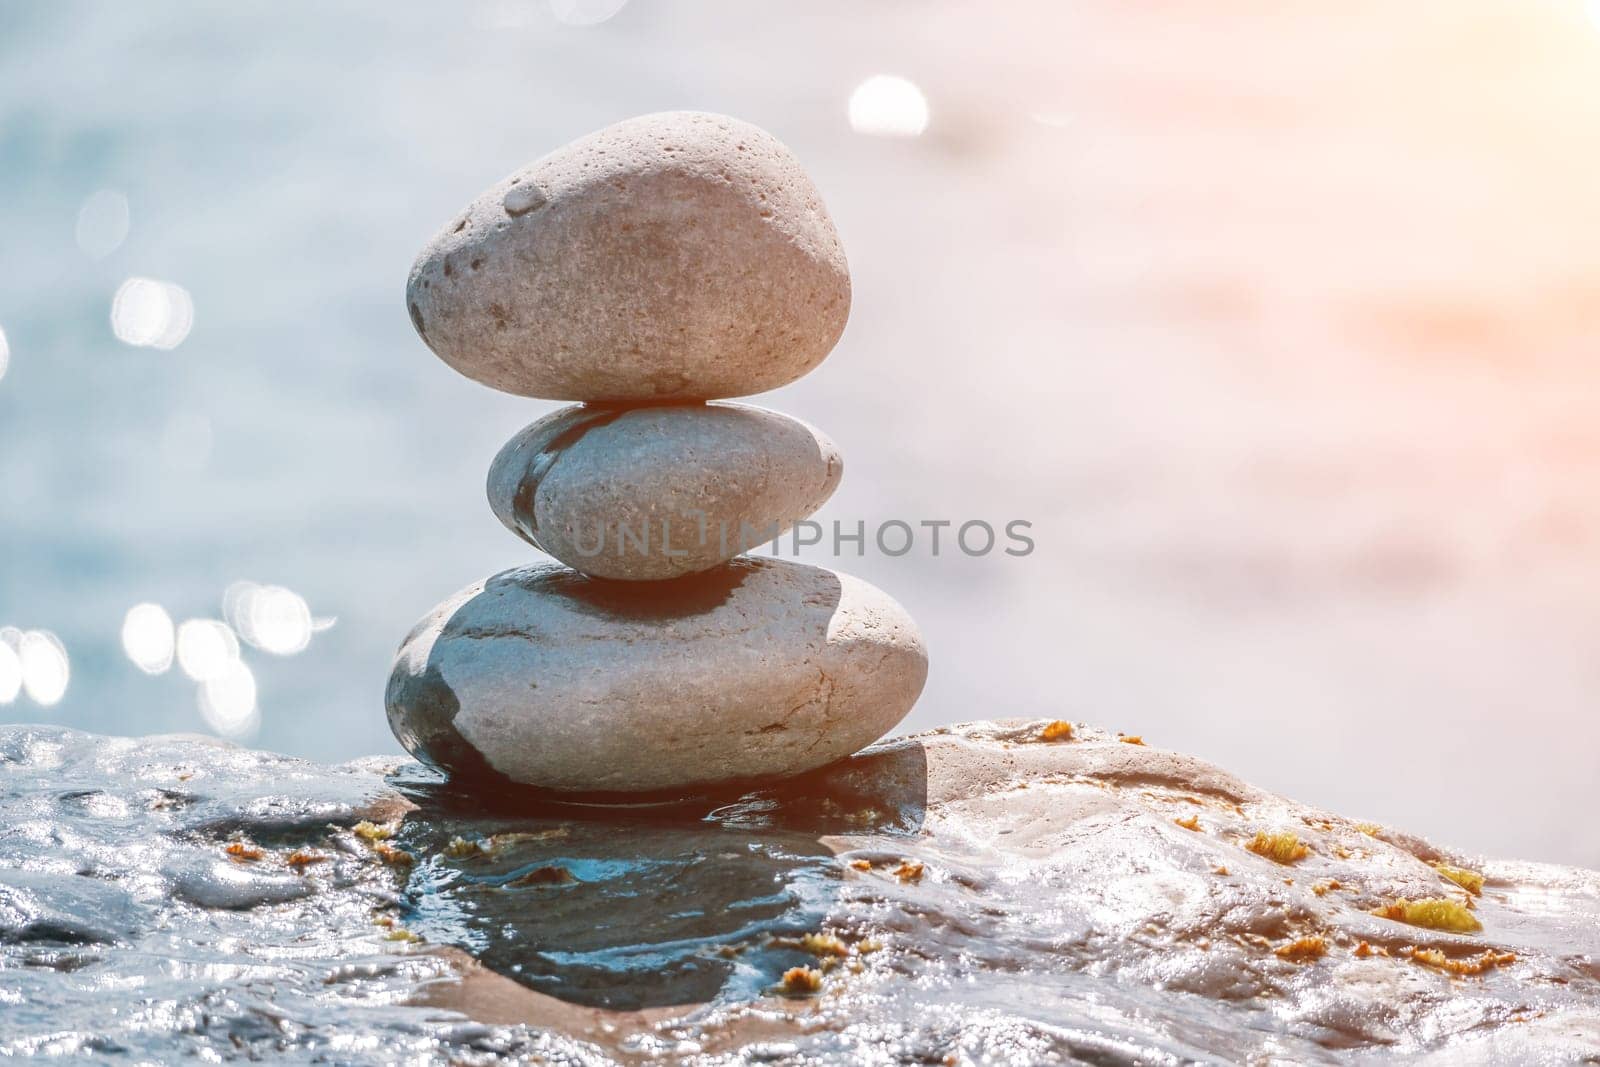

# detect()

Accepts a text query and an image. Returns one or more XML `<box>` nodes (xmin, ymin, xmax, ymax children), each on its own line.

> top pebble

<box><xmin>406</xmin><ymin>111</ymin><xmax>852</xmax><ymax>402</ymax></box>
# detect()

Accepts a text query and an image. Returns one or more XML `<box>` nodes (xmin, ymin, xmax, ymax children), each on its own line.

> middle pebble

<box><xmin>488</xmin><ymin>402</ymin><xmax>843</xmax><ymax>581</ymax></box>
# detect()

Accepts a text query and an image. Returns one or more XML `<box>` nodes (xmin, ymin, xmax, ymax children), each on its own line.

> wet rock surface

<box><xmin>2</xmin><ymin>721</ymin><xmax>1597</xmax><ymax>1064</ymax></box>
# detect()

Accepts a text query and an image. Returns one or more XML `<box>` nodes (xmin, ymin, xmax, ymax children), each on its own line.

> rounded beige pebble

<box><xmin>384</xmin><ymin>559</ymin><xmax>928</xmax><ymax>794</ymax></box>
<box><xmin>486</xmin><ymin>402</ymin><xmax>842</xmax><ymax>581</ymax></box>
<box><xmin>406</xmin><ymin>111</ymin><xmax>851</xmax><ymax>401</ymax></box>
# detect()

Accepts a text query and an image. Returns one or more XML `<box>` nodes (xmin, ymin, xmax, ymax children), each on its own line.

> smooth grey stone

<box><xmin>384</xmin><ymin>559</ymin><xmax>928</xmax><ymax>794</ymax></box>
<box><xmin>486</xmin><ymin>402</ymin><xmax>842</xmax><ymax>581</ymax></box>
<box><xmin>406</xmin><ymin>111</ymin><xmax>852</xmax><ymax>402</ymax></box>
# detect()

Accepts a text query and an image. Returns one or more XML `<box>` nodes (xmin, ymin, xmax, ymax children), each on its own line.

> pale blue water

<box><xmin>3</xmin><ymin>2</ymin><xmax>1600</xmax><ymax>868</ymax></box>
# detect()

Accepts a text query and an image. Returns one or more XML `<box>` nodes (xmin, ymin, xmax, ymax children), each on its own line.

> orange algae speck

<box><xmin>1245</xmin><ymin>831</ymin><xmax>1309</xmax><ymax>865</ymax></box>
<box><xmin>1432</xmin><ymin>863</ymin><xmax>1484</xmax><ymax>896</ymax></box>
<box><xmin>1405</xmin><ymin>947</ymin><xmax>1515</xmax><ymax>976</ymax></box>
<box><xmin>372</xmin><ymin>841</ymin><xmax>414</xmax><ymax>868</ymax></box>
<box><xmin>1312</xmin><ymin>879</ymin><xmax>1342</xmax><ymax>897</ymax></box>
<box><xmin>893</xmin><ymin>861</ymin><xmax>924</xmax><ymax>883</ymax></box>
<box><xmin>1214</xmin><ymin>865</ymin><xmax>1230</xmax><ymax>876</ymax></box>
<box><xmin>224</xmin><ymin>841</ymin><xmax>264</xmax><ymax>862</ymax></box>
<box><xmin>849</xmin><ymin>859</ymin><xmax>872</xmax><ymax>871</ymax></box>
<box><xmin>286</xmin><ymin>849</ymin><xmax>327</xmax><ymax>869</ymax></box>
<box><xmin>1372</xmin><ymin>898</ymin><xmax>1481</xmax><ymax>933</ymax></box>
<box><xmin>778</xmin><ymin>966</ymin><xmax>823</xmax><ymax>995</ymax></box>
<box><xmin>1039</xmin><ymin>720</ymin><xmax>1074</xmax><ymax>742</ymax></box>
<box><xmin>1174</xmin><ymin>815</ymin><xmax>1202</xmax><ymax>832</ymax></box>
<box><xmin>1274</xmin><ymin>936</ymin><xmax>1327</xmax><ymax>962</ymax></box>
<box><xmin>1119</xmin><ymin>735</ymin><xmax>1145</xmax><ymax>746</ymax></box>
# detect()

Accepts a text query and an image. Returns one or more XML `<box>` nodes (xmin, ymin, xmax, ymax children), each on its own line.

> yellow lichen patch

<box><xmin>286</xmin><ymin>849</ymin><xmax>328</xmax><ymax>870</ymax></box>
<box><xmin>490</xmin><ymin>828</ymin><xmax>569</xmax><ymax>848</ymax></box>
<box><xmin>856</xmin><ymin>938</ymin><xmax>884</xmax><ymax>955</ymax></box>
<box><xmin>1174</xmin><ymin>815</ymin><xmax>1202</xmax><ymax>832</ymax></box>
<box><xmin>1405</xmin><ymin>947</ymin><xmax>1515</xmax><ymax>976</ymax></box>
<box><xmin>224</xmin><ymin>841</ymin><xmax>264</xmax><ymax>862</ymax></box>
<box><xmin>1119</xmin><ymin>735</ymin><xmax>1145</xmax><ymax>746</ymax></box>
<box><xmin>892</xmin><ymin>861</ymin><xmax>924</xmax><ymax>883</ymax></box>
<box><xmin>778</xmin><ymin>966</ymin><xmax>823</xmax><ymax>996</ymax></box>
<box><xmin>1039</xmin><ymin>720</ymin><xmax>1074</xmax><ymax>743</ymax></box>
<box><xmin>1372</xmin><ymin>898</ymin><xmax>1482</xmax><ymax>933</ymax></box>
<box><xmin>384</xmin><ymin>928</ymin><xmax>423</xmax><ymax>944</ymax></box>
<box><xmin>1432</xmin><ymin>863</ymin><xmax>1484</xmax><ymax>896</ymax></box>
<box><xmin>1355</xmin><ymin>822</ymin><xmax>1382</xmax><ymax>837</ymax></box>
<box><xmin>444</xmin><ymin>836</ymin><xmax>489</xmax><ymax>859</ymax></box>
<box><xmin>1274</xmin><ymin>936</ymin><xmax>1327</xmax><ymax>963</ymax></box>
<box><xmin>372</xmin><ymin>841</ymin><xmax>414</xmax><ymax>868</ymax></box>
<box><xmin>1311</xmin><ymin>880</ymin><xmax>1342</xmax><ymax>897</ymax></box>
<box><xmin>506</xmin><ymin>865</ymin><xmax>576</xmax><ymax>888</ymax></box>
<box><xmin>1332</xmin><ymin>845</ymin><xmax>1353</xmax><ymax>859</ymax></box>
<box><xmin>800</xmin><ymin>933</ymin><xmax>849</xmax><ymax>958</ymax></box>
<box><xmin>1244</xmin><ymin>831</ymin><xmax>1309</xmax><ymax>865</ymax></box>
<box><xmin>352</xmin><ymin>820</ymin><xmax>395</xmax><ymax>841</ymax></box>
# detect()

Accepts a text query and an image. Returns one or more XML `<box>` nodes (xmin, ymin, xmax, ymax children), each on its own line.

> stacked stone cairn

<box><xmin>387</xmin><ymin>112</ymin><xmax>929</xmax><ymax>796</ymax></box>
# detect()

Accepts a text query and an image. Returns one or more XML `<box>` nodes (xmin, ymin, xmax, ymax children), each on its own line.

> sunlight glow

<box><xmin>849</xmin><ymin>75</ymin><xmax>930</xmax><ymax>138</ymax></box>
<box><xmin>1589</xmin><ymin>0</ymin><xmax>1600</xmax><ymax>33</ymax></box>
<box><xmin>176</xmin><ymin>619</ymin><xmax>240</xmax><ymax>681</ymax></box>
<box><xmin>111</xmin><ymin>277</ymin><xmax>194</xmax><ymax>350</ymax></box>
<box><xmin>199</xmin><ymin>658</ymin><xmax>258</xmax><ymax>739</ymax></box>
<box><xmin>19</xmin><ymin>630</ymin><xmax>70</xmax><ymax>707</ymax></box>
<box><xmin>122</xmin><ymin>603</ymin><xmax>176</xmax><ymax>675</ymax></box>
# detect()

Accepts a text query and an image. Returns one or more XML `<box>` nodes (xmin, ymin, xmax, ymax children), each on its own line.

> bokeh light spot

<box><xmin>199</xmin><ymin>658</ymin><xmax>258</xmax><ymax>739</ymax></box>
<box><xmin>18</xmin><ymin>631</ymin><xmax>70</xmax><ymax>707</ymax></box>
<box><xmin>176</xmin><ymin>619</ymin><xmax>240</xmax><ymax>681</ymax></box>
<box><xmin>225</xmin><ymin>581</ymin><xmax>314</xmax><ymax>656</ymax></box>
<box><xmin>849</xmin><ymin>75</ymin><xmax>930</xmax><ymax>138</ymax></box>
<box><xmin>0</xmin><ymin>324</ymin><xmax>9</xmax><ymax>385</ymax></box>
<box><xmin>111</xmin><ymin>277</ymin><xmax>194</xmax><ymax>350</ymax></box>
<box><xmin>548</xmin><ymin>0</ymin><xmax>627</xmax><ymax>26</ymax></box>
<box><xmin>76</xmin><ymin>190</ymin><xmax>130</xmax><ymax>260</ymax></box>
<box><xmin>122</xmin><ymin>603</ymin><xmax>175</xmax><ymax>675</ymax></box>
<box><xmin>0</xmin><ymin>635</ymin><xmax>20</xmax><ymax>704</ymax></box>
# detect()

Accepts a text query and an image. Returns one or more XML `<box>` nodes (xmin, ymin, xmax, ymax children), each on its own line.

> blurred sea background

<box><xmin>3</xmin><ymin>0</ymin><xmax>1600</xmax><ymax>867</ymax></box>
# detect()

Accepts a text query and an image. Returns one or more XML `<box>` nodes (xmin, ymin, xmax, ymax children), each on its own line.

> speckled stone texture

<box><xmin>385</xmin><ymin>558</ymin><xmax>927</xmax><ymax>793</ymax></box>
<box><xmin>486</xmin><ymin>402</ymin><xmax>842</xmax><ymax>581</ymax></box>
<box><xmin>406</xmin><ymin>111</ymin><xmax>851</xmax><ymax>402</ymax></box>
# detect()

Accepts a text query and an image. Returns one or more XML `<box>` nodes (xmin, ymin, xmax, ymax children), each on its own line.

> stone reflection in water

<box><xmin>120</xmin><ymin>603</ymin><xmax>175</xmax><ymax>675</ymax></box>
<box><xmin>392</xmin><ymin>750</ymin><xmax>927</xmax><ymax>1012</ymax></box>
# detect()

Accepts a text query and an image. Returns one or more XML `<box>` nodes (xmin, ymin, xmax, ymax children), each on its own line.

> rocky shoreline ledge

<box><xmin>1</xmin><ymin>721</ymin><xmax>1597</xmax><ymax>1063</ymax></box>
